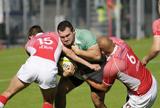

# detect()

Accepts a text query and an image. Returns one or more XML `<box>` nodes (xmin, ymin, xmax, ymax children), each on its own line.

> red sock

<box><xmin>0</xmin><ymin>95</ymin><xmax>8</xmax><ymax>104</ymax></box>
<box><xmin>43</xmin><ymin>103</ymin><xmax>53</xmax><ymax>108</ymax></box>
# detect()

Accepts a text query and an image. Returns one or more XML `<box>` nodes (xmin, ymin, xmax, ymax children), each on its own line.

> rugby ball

<box><xmin>59</xmin><ymin>56</ymin><xmax>77</xmax><ymax>77</ymax></box>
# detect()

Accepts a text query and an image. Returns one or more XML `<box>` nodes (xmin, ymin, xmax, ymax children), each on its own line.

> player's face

<box><xmin>58</xmin><ymin>27</ymin><xmax>75</xmax><ymax>47</ymax></box>
<box><xmin>98</xmin><ymin>43</ymin><xmax>109</xmax><ymax>55</ymax></box>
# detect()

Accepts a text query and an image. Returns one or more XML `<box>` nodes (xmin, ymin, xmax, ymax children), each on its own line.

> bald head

<box><xmin>97</xmin><ymin>36</ymin><xmax>115</xmax><ymax>55</ymax></box>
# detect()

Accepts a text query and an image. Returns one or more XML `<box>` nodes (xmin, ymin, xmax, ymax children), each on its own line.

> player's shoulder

<box><xmin>109</xmin><ymin>36</ymin><xmax>125</xmax><ymax>45</ymax></box>
<box><xmin>40</xmin><ymin>32</ymin><xmax>60</xmax><ymax>41</ymax></box>
<box><xmin>110</xmin><ymin>55</ymin><xmax>124</xmax><ymax>63</ymax></box>
<box><xmin>152</xmin><ymin>18</ymin><xmax>160</xmax><ymax>36</ymax></box>
<box><xmin>152</xmin><ymin>18</ymin><xmax>160</xmax><ymax>26</ymax></box>
<box><xmin>108</xmin><ymin>56</ymin><xmax>126</xmax><ymax>71</ymax></box>
<box><xmin>75</xmin><ymin>29</ymin><xmax>93</xmax><ymax>37</ymax></box>
<box><xmin>76</xmin><ymin>29</ymin><xmax>96</xmax><ymax>42</ymax></box>
<box><xmin>76</xmin><ymin>28</ymin><xmax>91</xmax><ymax>33</ymax></box>
<box><xmin>43</xmin><ymin>32</ymin><xmax>59</xmax><ymax>37</ymax></box>
<box><xmin>110</xmin><ymin>46</ymin><xmax>127</xmax><ymax>64</ymax></box>
<box><xmin>152</xmin><ymin>18</ymin><xmax>160</xmax><ymax>30</ymax></box>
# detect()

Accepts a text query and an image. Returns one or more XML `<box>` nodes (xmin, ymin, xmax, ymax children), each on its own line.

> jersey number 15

<box><xmin>37</xmin><ymin>37</ymin><xmax>53</xmax><ymax>45</ymax></box>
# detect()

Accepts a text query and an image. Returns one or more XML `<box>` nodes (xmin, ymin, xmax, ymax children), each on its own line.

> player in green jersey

<box><xmin>55</xmin><ymin>20</ymin><xmax>107</xmax><ymax>108</ymax></box>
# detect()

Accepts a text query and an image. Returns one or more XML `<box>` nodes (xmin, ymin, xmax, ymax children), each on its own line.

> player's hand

<box><xmin>141</xmin><ymin>56</ymin><xmax>148</xmax><ymax>66</ymax></box>
<box><xmin>63</xmin><ymin>64</ymin><xmax>75</xmax><ymax>77</ymax></box>
<box><xmin>82</xmin><ymin>74</ymin><xmax>89</xmax><ymax>80</ymax></box>
<box><xmin>62</xmin><ymin>46</ymin><xmax>71</xmax><ymax>53</ymax></box>
<box><xmin>89</xmin><ymin>64</ymin><xmax>101</xmax><ymax>71</ymax></box>
<box><xmin>71</xmin><ymin>45</ymin><xmax>81</xmax><ymax>55</ymax></box>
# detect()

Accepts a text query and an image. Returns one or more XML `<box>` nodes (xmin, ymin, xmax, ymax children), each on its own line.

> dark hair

<box><xmin>57</xmin><ymin>20</ymin><xmax>74</xmax><ymax>32</ymax></box>
<box><xmin>28</xmin><ymin>25</ymin><xmax>43</xmax><ymax>38</ymax></box>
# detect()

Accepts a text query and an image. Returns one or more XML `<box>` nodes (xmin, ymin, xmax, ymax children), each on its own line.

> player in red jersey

<box><xmin>85</xmin><ymin>36</ymin><xmax>157</xmax><ymax>108</ymax></box>
<box><xmin>142</xmin><ymin>18</ymin><xmax>160</xmax><ymax>65</ymax></box>
<box><xmin>0</xmin><ymin>25</ymin><xmax>62</xmax><ymax>108</ymax></box>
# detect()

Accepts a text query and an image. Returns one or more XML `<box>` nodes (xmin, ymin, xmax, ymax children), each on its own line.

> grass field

<box><xmin>0</xmin><ymin>37</ymin><xmax>160</xmax><ymax>108</ymax></box>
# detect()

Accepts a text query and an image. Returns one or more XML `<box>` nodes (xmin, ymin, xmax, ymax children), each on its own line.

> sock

<box><xmin>0</xmin><ymin>95</ymin><xmax>8</xmax><ymax>104</ymax></box>
<box><xmin>43</xmin><ymin>103</ymin><xmax>53</xmax><ymax>108</ymax></box>
<box><xmin>0</xmin><ymin>95</ymin><xmax>8</xmax><ymax>108</ymax></box>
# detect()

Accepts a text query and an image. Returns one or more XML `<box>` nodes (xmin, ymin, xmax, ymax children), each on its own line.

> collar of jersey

<box><xmin>35</xmin><ymin>32</ymin><xmax>43</xmax><ymax>37</ymax></box>
<box><xmin>107</xmin><ymin>45</ymin><xmax>118</xmax><ymax>61</ymax></box>
<box><xmin>74</xmin><ymin>35</ymin><xmax>81</xmax><ymax>46</ymax></box>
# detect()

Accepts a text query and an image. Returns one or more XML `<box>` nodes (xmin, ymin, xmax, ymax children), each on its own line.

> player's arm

<box><xmin>142</xmin><ymin>19</ymin><xmax>160</xmax><ymax>65</ymax></box>
<box><xmin>25</xmin><ymin>41</ymin><xmax>31</xmax><ymax>56</ymax></box>
<box><xmin>25</xmin><ymin>37</ymin><xmax>35</xmax><ymax>56</ymax></box>
<box><xmin>25</xmin><ymin>49</ymin><xmax>30</xmax><ymax>56</ymax></box>
<box><xmin>142</xmin><ymin>37</ymin><xmax>160</xmax><ymax>65</ymax></box>
<box><xmin>25</xmin><ymin>39</ymin><xmax>36</xmax><ymax>57</ymax></box>
<box><xmin>85</xmin><ymin>67</ymin><xmax>114</xmax><ymax>92</ymax></box>
<box><xmin>71</xmin><ymin>44</ymin><xmax>101</xmax><ymax>61</ymax></box>
<box><xmin>62</xmin><ymin>46</ymin><xmax>101</xmax><ymax>71</ymax></box>
<box><xmin>86</xmin><ymin>79</ymin><xmax>111</xmax><ymax>92</ymax></box>
<box><xmin>85</xmin><ymin>59</ymin><xmax>119</xmax><ymax>91</ymax></box>
<box><xmin>72</xmin><ymin>30</ymin><xmax>101</xmax><ymax>61</ymax></box>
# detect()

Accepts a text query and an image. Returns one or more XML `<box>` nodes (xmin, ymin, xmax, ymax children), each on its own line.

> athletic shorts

<box><xmin>123</xmin><ymin>75</ymin><xmax>157</xmax><ymax>108</ymax></box>
<box><xmin>17</xmin><ymin>56</ymin><xmax>58</xmax><ymax>89</ymax></box>
<box><xmin>68</xmin><ymin>76</ymin><xmax>84</xmax><ymax>87</ymax></box>
<box><xmin>73</xmin><ymin>56</ymin><xmax>106</xmax><ymax>83</ymax></box>
<box><xmin>68</xmin><ymin>75</ymin><xmax>105</xmax><ymax>93</ymax></box>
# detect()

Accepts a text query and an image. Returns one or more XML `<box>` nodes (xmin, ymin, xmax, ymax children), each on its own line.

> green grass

<box><xmin>0</xmin><ymin>37</ymin><xmax>160</xmax><ymax>108</ymax></box>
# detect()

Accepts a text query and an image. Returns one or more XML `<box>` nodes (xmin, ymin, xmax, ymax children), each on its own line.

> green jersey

<box><xmin>74</xmin><ymin>29</ymin><xmax>97</xmax><ymax>50</ymax></box>
<box><xmin>73</xmin><ymin>29</ymin><xmax>102</xmax><ymax>80</ymax></box>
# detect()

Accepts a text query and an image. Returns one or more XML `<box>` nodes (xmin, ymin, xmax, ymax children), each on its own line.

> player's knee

<box><xmin>91</xmin><ymin>93</ymin><xmax>104</xmax><ymax>107</ymax></box>
<box><xmin>43</xmin><ymin>97</ymin><xmax>52</xmax><ymax>103</ymax></box>
<box><xmin>93</xmin><ymin>100</ymin><xmax>104</xmax><ymax>107</ymax></box>
<box><xmin>56</xmin><ymin>86</ymin><xmax>71</xmax><ymax>95</ymax></box>
<box><xmin>43</xmin><ymin>98</ymin><xmax>53</xmax><ymax>104</ymax></box>
<box><xmin>57</xmin><ymin>83</ymin><xmax>74</xmax><ymax>94</ymax></box>
<box><xmin>91</xmin><ymin>93</ymin><xmax>102</xmax><ymax>101</ymax></box>
<box><xmin>93</xmin><ymin>102</ymin><xmax>105</xmax><ymax>108</ymax></box>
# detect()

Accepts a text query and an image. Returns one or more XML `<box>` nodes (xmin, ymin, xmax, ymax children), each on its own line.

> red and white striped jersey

<box><xmin>25</xmin><ymin>32</ymin><xmax>62</xmax><ymax>63</ymax></box>
<box><xmin>103</xmin><ymin>37</ymin><xmax>152</xmax><ymax>96</ymax></box>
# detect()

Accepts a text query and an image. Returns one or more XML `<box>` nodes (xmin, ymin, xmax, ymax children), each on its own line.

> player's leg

<box><xmin>90</xmin><ymin>86</ymin><xmax>107</xmax><ymax>108</ymax></box>
<box><xmin>40</xmin><ymin>87</ymin><xmax>57</xmax><ymax>108</ymax></box>
<box><xmin>84</xmin><ymin>59</ymin><xmax>106</xmax><ymax>108</ymax></box>
<box><xmin>55</xmin><ymin>76</ymin><xmax>84</xmax><ymax>108</ymax></box>
<box><xmin>123</xmin><ymin>76</ymin><xmax>157</xmax><ymax>108</ymax></box>
<box><xmin>0</xmin><ymin>76</ymin><xmax>29</xmax><ymax>108</ymax></box>
<box><xmin>37</xmin><ymin>63</ymin><xmax>58</xmax><ymax>108</ymax></box>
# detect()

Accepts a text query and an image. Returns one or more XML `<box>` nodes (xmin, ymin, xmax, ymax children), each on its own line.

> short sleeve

<box><xmin>152</xmin><ymin>19</ymin><xmax>160</xmax><ymax>36</ymax></box>
<box><xmin>80</xmin><ymin>30</ymin><xmax>97</xmax><ymax>49</ymax></box>
<box><xmin>103</xmin><ymin>58</ymin><xmax>126</xmax><ymax>86</ymax></box>
<box><xmin>25</xmin><ymin>39</ymin><xmax>36</xmax><ymax>55</ymax></box>
<box><xmin>103</xmin><ymin>59</ymin><xmax>117</xmax><ymax>86</ymax></box>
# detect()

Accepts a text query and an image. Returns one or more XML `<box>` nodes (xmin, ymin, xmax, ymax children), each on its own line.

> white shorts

<box><xmin>17</xmin><ymin>56</ymin><xmax>58</xmax><ymax>89</ymax></box>
<box><xmin>123</xmin><ymin>76</ymin><xmax>157</xmax><ymax>108</ymax></box>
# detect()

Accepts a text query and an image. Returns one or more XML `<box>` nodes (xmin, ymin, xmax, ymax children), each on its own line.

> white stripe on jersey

<box><xmin>54</xmin><ymin>37</ymin><xmax>62</xmax><ymax>63</ymax></box>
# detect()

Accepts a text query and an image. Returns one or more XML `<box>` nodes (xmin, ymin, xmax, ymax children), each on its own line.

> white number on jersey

<box><xmin>127</xmin><ymin>53</ymin><xmax>136</xmax><ymax>64</ymax></box>
<box><xmin>37</xmin><ymin>37</ymin><xmax>53</xmax><ymax>45</ymax></box>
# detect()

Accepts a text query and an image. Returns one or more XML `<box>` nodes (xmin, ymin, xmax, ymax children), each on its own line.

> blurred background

<box><xmin>0</xmin><ymin>0</ymin><xmax>159</xmax><ymax>47</ymax></box>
